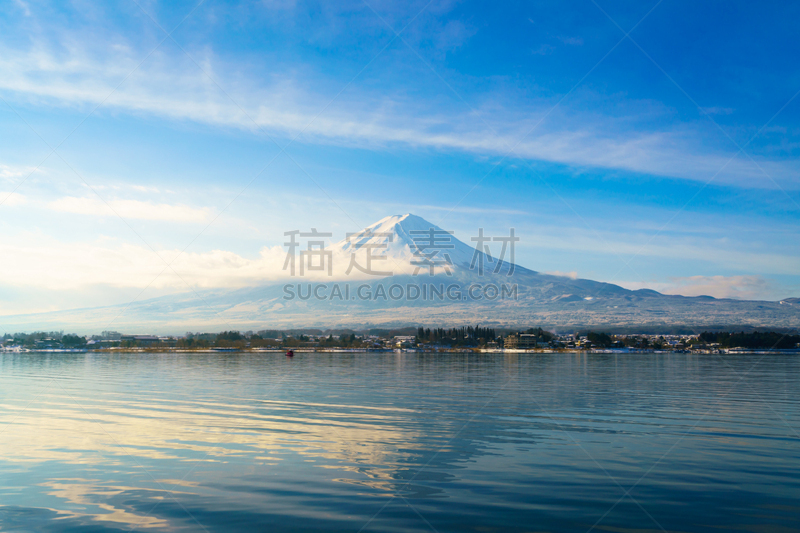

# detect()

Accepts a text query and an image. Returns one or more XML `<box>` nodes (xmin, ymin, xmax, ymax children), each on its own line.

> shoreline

<box><xmin>3</xmin><ymin>348</ymin><xmax>799</xmax><ymax>355</ymax></box>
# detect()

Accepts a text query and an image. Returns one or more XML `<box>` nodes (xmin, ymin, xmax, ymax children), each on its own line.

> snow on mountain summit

<box><xmin>331</xmin><ymin>213</ymin><xmax>479</xmax><ymax>272</ymax></box>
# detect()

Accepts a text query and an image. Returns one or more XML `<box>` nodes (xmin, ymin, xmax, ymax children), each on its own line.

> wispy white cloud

<box><xmin>545</xmin><ymin>270</ymin><xmax>578</xmax><ymax>279</ymax></box>
<box><xmin>531</xmin><ymin>43</ymin><xmax>556</xmax><ymax>55</ymax></box>
<box><xmin>48</xmin><ymin>196</ymin><xmax>212</xmax><ymax>223</ymax></box>
<box><xmin>0</xmin><ymin>191</ymin><xmax>27</xmax><ymax>206</ymax></box>
<box><xmin>131</xmin><ymin>184</ymin><xmax>160</xmax><ymax>193</ymax></box>
<box><xmin>11</xmin><ymin>0</ymin><xmax>31</xmax><ymax>17</ymax></box>
<box><xmin>0</xmin><ymin>234</ymin><xmax>286</xmax><ymax>292</ymax></box>
<box><xmin>0</xmin><ymin>232</ymin><xmax>411</xmax><ymax>294</ymax></box>
<box><xmin>0</xmin><ymin>41</ymin><xmax>797</xmax><ymax>189</ymax></box>
<box><xmin>557</xmin><ymin>36</ymin><xmax>584</xmax><ymax>46</ymax></box>
<box><xmin>0</xmin><ymin>164</ymin><xmax>36</xmax><ymax>181</ymax></box>
<box><xmin>700</xmin><ymin>107</ymin><xmax>734</xmax><ymax>116</ymax></box>
<box><xmin>408</xmin><ymin>204</ymin><xmax>530</xmax><ymax>216</ymax></box>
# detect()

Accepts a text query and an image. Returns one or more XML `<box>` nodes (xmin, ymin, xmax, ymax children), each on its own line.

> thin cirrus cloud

<box><xmin>47</xmin><ymin>196</ymin><xmax>212</xmax><ymax>223</ymax></box>
<box><xmin>1</xmin><ymin>43</ymin><xmax>797</xmax><ymax>190</ymax></box>
<box><xmin>0</xmin><ymin>191</ymin><xmax>26</xmax><ymax>206</ymax></box>
<box><xmin>0</xmin><ymin>163</ymin><xmax>35</xmax><ymax>180</ymax></box>
<box><xmin>544</xmin><ymin>271</ymin><xmax>579</xmax><ymax>279</ymax></box>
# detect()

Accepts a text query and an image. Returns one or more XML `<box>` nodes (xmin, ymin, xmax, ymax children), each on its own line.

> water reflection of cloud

<box><xmin>40</xmin><ymin>479</ymin><xmax>172</xmax><ymax>528</ymax></box>
<box><xmin>1</xmin><ymin>352</ymin><xmax>798</xmax><ymax>532</ymax></box>
<box><xmin>0</xmin><ymin>389</ymin><xmax>437</xmax><ymax>498</ymax></box>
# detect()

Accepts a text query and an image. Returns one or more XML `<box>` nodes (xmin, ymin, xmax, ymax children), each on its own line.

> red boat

<box><xmin>285</xmin><ymin>350</ymin><xmax>294</xmax><ymax>357</ymax></box>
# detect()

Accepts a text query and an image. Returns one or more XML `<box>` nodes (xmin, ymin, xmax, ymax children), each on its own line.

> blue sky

<box><xmin>0</xmin><ymin>0</ymin><xmax>799</xmax><ymax>314</ymax></box>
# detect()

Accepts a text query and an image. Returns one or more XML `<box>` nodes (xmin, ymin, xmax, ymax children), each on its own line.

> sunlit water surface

<box><xmin>0</xmin><ymin>352</ymin><xmax>798</xmax><ymax>532</ymax></box>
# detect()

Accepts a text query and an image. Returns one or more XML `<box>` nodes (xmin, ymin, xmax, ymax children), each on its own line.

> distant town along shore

<box><xmin>2</xmin><ymin>328</ymin><xmax>799</xmax><ymax>354</ymax></box>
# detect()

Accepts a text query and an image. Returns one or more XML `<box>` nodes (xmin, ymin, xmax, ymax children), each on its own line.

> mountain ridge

<box><xmin>2</xmin><ymin>213</ymin><xmax>798</xmax><ymax>333</ymax></box>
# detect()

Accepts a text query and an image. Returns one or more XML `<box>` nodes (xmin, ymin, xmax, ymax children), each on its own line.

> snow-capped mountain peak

<box><xmin>331</xmin><ymin>213</ymin><xmax>482</xmax><ymax>274</ymax></box>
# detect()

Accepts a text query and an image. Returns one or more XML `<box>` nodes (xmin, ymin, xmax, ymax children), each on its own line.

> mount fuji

<box><xmin>3</xmin><ymin>214</ymin><xmax>799</xmax><ymax>333</ymax></box>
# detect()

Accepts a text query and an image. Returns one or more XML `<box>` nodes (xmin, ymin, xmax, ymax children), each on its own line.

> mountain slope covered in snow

<box><xmin>3</xmin><ymin>214</ymin><xmax>798</xmax><ymax>333</ymax></box>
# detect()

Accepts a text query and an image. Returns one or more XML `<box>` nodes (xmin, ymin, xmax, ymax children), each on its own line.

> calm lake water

<box><xmin>0</xmin><ymin>352</ymin><xmax>798</xmax><ymax>532</ymax></box>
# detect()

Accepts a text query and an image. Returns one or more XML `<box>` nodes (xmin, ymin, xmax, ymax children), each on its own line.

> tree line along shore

<box><xmin>2</xmin><ymin>327</ymin><xmax>799</xmax><ymax>352</ymax></box>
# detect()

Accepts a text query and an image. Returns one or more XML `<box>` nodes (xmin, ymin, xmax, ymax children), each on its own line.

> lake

<box><xmin>0</xmin><ymin>352</ymin><xmax>798</xmax><ymax>532</ymax></box>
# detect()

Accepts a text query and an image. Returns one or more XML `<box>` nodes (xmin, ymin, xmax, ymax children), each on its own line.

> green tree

<box><xmin>62</xmin><ymin>334</ymin><xmax>87</xmax><ymax>347</ymax></box>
